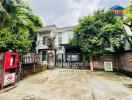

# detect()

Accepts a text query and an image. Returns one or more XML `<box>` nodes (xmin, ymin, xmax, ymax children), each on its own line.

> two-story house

<box><xmin>36</xmin><ymin>25</ymin><xmax>75</xmax><ymax>64</ymax></box>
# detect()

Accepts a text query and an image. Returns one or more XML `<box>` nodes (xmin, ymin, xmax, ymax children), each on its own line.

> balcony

<box><xmin>36</xmin><ymin>40</ymin><xmax>48</xmax><ymax>50</ymax></box>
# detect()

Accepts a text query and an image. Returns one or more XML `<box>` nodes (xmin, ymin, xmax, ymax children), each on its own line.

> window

<box><xmin>58</xmin><ymin>36</ymin><xmax>62</xmax><ymax>45</ymax></box>
<box><xmin>43</xmin><ymin>36</ymin><xmax>49</xmax><ymax>45</ymax></box>
<box><xmin>42</xmin><ymin>51</ymin><xmax>47</xmax><ymax>61</ymax></box>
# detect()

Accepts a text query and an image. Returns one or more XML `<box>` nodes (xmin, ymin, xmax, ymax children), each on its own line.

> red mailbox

<box><xmin>0</xmin><ymin>52</ymin><xmax>18</xmax><ymax>92</ymax></box>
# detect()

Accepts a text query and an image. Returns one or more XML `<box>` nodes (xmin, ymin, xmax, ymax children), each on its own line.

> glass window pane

<box><xmin>58</xmin><ymin>36</ymin><xmax>62</xmax><ymax>45</ymax></box>
<box><xmin>43</xmin><ymin>36</ymin><xmax>49</xmax><ymax>45</ymax></box>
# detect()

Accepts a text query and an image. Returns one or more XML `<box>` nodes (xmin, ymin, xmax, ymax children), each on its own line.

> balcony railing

<box><xmin>36</xmin><ymin>40</ymin><xmax>47</xmax><ymax>46</ymax></box>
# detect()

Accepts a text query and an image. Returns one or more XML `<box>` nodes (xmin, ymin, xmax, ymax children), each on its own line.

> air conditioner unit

<box><xmin>104</xmin><ymin>62</ymin><xmax>113</xmax><ymax>72</ymax></box>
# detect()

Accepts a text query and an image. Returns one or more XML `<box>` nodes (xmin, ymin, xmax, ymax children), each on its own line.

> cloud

<box><xmin>29</xmin><ymin>0</ymin><xmax>129</xmax><ymax>27</ymax></box>
<box><xmin>52</xmin><ymin>0</ymin><xmax>102</xmax><ymax>26</ymax></box>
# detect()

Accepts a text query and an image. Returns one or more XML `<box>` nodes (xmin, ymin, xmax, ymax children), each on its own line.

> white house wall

<box><xmin>36</xmin><ymin>33</ymin><xmax>50</xmax><ymax>53</ymax></box>
<box><xmin>55</xmin><ymin>30</ymin><xmax>74</xmax><ymax>54</ymax></box>
<box><xmin>55</xmin><ymin>31</ymin><xmax>74</xmax><ymax>47</ymax></box>
<box><xmin>36</xmin><ymin>25</ymin><xmax>74</xmax><ymax>63</ymax></box>
<box><xmin>62</xmin><ymin>31</ymin><xmax>73</xmax><ymax>44</ymax></box>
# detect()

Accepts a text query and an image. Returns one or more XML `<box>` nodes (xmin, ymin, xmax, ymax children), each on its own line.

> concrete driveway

<box><xmin>0</xmin><ymin>69</ymin><xmax>132</xmax><ymax>100</ymax></box>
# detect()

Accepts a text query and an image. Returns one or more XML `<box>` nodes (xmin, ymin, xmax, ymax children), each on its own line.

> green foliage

<box><xmin>124</xmin><ymin>0</ymin><xmax>132</xmax><ymax>48</ymax></box>
<box><xmin>125</xmin><ymin>7</ymin><xmax>132</xmax><ymax>24</ymax></box>
<box><xmin>0</xmin><ymin>0</ymin><xmax>42</xmax><ymax>54</ymax></box>
<box><xmin>124</xmin><ymin>0</ymin><xmax>132</xmax><ymax>26</ymax></box>
<box><xmin>70</xmin><ymin>10</ymin><xmax>126</xmax><ymax>60</ymax></box>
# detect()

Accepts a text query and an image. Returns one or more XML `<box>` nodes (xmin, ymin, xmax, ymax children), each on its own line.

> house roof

<box><xmin>111</xmin><ymin>5</ymin><xmax>124</xmax><ymax>10</ymax></box>
<box><xmin>37</xmin><ymin>25</ymin><xmax>74</xmax><ymax>33</ymax></box>
<box><xmin>57</xmin><ymin>26</ymin><xmax>74</xmax><ymax>32</ymax></box>
<box><xmin>37</xmin><ymin>25</ymin><xmax>57</xmax><ymax>33</ymax></box>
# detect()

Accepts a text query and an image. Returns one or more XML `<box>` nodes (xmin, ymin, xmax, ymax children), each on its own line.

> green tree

<box><xmin>124</xmin><ymin>0</ymin><xmax>132</xmax><ymax>46</ymax></box>
<box><xmin>70</xmin><ymin>10</ymin><xmax>126</xmax><ymax>70</ymax></box>
<box><xmin>124</xmin><ymin>0</ymin><xmax>132</xmax><ymax>29</ymax></box>
<box><xmin>0</xmin><ymin>0</ymin><xmax>42</xmax><ymax>54</ymax></box>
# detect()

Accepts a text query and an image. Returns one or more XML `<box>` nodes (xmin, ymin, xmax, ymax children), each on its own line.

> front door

<box><xmin>42</xmin><ymin>51</ymin><xmax>47</xmax><ymax>62</ymax></box>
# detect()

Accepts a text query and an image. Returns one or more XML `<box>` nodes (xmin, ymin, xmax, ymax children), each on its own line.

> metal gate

<box><xmin>55</xmin><ymin>53</ymin><xmax>89</xmax><ymax>69</ymax></box>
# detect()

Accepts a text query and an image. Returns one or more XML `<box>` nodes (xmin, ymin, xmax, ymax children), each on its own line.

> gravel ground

<box><xmin>0</xmin><ymin>69</ymin><xmax>132</xmax><ymax>100</ymax></box>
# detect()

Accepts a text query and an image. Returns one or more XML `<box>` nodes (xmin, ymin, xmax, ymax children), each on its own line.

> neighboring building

<box><xmin>36</xmin><ymin>25</ymin><xmax>75</xmax><ymax>64</ymax></box>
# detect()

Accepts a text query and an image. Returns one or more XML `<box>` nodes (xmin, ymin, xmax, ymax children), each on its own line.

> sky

<box><xmin>28</xmin><ymin>0</ymin><xmax>129</xmax><ymax>27</ymax></box>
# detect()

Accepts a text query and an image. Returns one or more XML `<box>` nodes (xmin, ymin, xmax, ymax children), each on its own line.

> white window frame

<box><xmin>43</xmin><ymin>35</ymin><xmax>49</xmax><ymax>45</ymax></box>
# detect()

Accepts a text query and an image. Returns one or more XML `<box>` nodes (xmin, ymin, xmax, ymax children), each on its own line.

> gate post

<box><xmin>62</xmin><ymin>54</ymin><xmax>64</xmax><ymax>68</ymax></box>
<box><xmin>70</xmin><ymin>54</ymin><xmax>72</xmax><ymax>68</ymax></box>
<box><xmin>47</xmin><ymin>50</ymin><xmax>55</xmax><ymax>69</ymax></box>
<box><xmin>55</xmin><ymin>53</ymin><xmax>56</xmax><ymax>67</ymax></box>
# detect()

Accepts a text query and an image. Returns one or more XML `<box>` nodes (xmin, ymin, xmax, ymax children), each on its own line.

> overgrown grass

<box><xmin>128</xmin><ymin>84</ymin><xmax>132</xmax><ymax>88</ymax></box>
<box><xmin>124</xmin><ymin>84</ymin><xmax>132</xmax><ymax>89</ymax></box>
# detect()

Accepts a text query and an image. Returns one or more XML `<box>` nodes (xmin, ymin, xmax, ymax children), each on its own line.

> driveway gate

<box><xmin>55</xmin><ymin>53</ymin><xmax>89</xmax><ymax>69</ymax></box>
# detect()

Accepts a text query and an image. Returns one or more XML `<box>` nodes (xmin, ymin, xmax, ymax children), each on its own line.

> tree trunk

<box><xmin>90</xmin><ymin>57</ymin><xmax>94</xmax><ymax>71</ymax></box>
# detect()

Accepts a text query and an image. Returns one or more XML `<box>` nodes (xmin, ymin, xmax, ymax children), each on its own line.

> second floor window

<box><xmin>43</xmin><ymin>36</ymin><xmax>49</xmax><ymax>45</ymax></box>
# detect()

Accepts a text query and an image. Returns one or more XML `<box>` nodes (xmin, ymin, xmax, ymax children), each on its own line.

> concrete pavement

<box><xmin>0</xmin><ymin>69</ymin><xmax>132</xmax><ymax>100</ymax></box>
